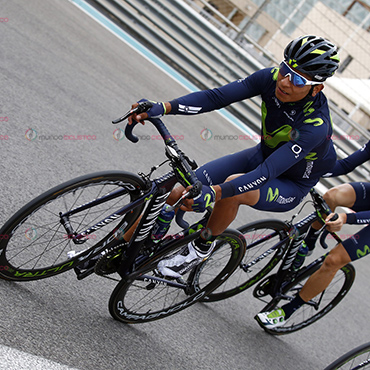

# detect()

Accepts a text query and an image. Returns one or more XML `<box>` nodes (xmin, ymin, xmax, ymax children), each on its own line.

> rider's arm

<box><xmin>325</xmin><ymin>209</ymin><xmax>370</xmax><ymax>231</ymax></box>
<box><xmin>218</xmin><ymin>124</ymin><xmax>328</xmax><ymax>198</ymax></box>
<box><xmin>324</xmin><ymin>139</ymin><xmax>370</xmax><ymax>177</ymax></box>
<box><xmin>133</xmin><ymin>68</ymin><xmax>272</xmax><ymax>122</ymax></box>
<box><xmin>345</xmin><ymin>211</ymin><xmax>370</xmax><ymax>225</ymax></box>
<box><xmin>167</xmin><ymin>69</ymin><xmax>270</xmax><ymax>115</ymax></box>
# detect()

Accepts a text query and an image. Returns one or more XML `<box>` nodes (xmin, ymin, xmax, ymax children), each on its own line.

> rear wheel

<box><xmin>0</xmin><ymin>171</ymin><xmax>146</xmax><ymax>281</ymax></box>
<box><xmin>200</xmin><ymin>220</ymin><xmax>290</xmax><ymax>302</ymax></box>
<box><xmin>108</xmin><ymin>229</ymin><xmax>246</xmax><ymax>323</ymax></box>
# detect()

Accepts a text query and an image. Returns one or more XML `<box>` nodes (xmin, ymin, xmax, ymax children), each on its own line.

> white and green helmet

<box><xmin>284</xmin><ymin>35</ymin><xmax>340</xmax><ymax>82</ymax></box>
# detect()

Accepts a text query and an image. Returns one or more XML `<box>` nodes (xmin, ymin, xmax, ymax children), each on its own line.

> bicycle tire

<box><xmin>108</xmin><ymin>229</ymin><xmax>246</xmax><ymax>323</ymax></box>
<box><xmin>198</xmin><ymin>219</ymin><xmax>290</xmax><ymax>302</ymax></box>
<box><xmin>324</xmin><ymin>341</ymin><xmax>370</xmax><ymax>370</ymax></box>
<box><xmin>259</xmin><ymin>261</ymin><xmax>355</xmax><ymax>335</ymax></box>
<box><xmin>0</xmin><ymin>171</ymin><xmax>146</xmax><ymax>281</ymax></box>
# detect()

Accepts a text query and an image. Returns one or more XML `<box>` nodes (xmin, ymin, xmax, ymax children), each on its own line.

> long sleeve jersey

<box><xmin>325</xmin><ymin>139</ymin><xmax>370</xmax><ymax>225</ymax></box>
<box><xmin>168</xmin><ymin>67</ymin><xmax>337</xmax><ymax>198</ymax></box>
<box><xmin>326</xmin><ymin>139</ymin><xmax>370</xmax><ymax>177</ymax></box>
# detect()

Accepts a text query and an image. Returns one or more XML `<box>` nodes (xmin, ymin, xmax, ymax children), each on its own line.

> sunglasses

<box><xmin>279</xmin><ymin>61</ymin><xmax>322</xmax><ymax>87</ymax></box>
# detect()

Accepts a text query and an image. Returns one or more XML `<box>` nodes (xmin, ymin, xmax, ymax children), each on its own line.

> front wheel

<box><xmin>324</xmin><ymin>341</ymin><xmax>370</xmax><ymax>370</ymax></box>
<box><xmin>258</xmin><ymin>261</ymin><xmax>355</xmax><ymax>335</ymax></box>
<box><xmin>0</xmin><ymin>171</ymin><xmax>146</xmax><ymax>281</ymax></box>
<box><xmin>108</xmin><ymin>229</ymin><xmax>246</xmax><ymax>323</ymax></box>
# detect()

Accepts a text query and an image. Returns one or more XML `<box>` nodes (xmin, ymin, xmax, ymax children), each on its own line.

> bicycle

<box><xmin>192</xmin><ymin>187</ymin><xmax>356</xmax><ymax>334</ymax></box>
<box><xmin>324</xmin><ymin>341</ymin><xmax>370</xmax><ymax>369</ymax></box>
<box><xmin>0</xmin><ymin>101</ymin><xmax>246</xmax><ymax>323</ymax></box>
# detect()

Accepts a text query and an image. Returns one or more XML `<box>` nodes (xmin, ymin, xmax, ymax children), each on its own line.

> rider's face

<box><xmin>275</xmin><ymin>67</ymin><xmax>323</xmax><ymax>103</ymax></box>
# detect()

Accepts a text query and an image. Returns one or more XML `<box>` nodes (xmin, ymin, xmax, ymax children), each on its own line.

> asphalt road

<box><xmin>0</xmin><ymin>1</ymin><xmax>369</xmax><ymax>369</ymax></box>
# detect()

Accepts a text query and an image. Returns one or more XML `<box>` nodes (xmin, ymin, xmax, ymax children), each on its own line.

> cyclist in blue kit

<box><xmin>257</xmin><ymin>139</ymin><xmax>370</xmax><ymax>329</ymax></box>
<box><xmin>128</xmin><ymin>35</ymin><xmax>341</xmax><ymax>279</ymax></box>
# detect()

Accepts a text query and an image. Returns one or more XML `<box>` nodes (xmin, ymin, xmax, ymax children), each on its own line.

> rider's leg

<box><xmin>324</xmin><ymin>183</ymin><xmax>357</xmax><ymax>209</ymax></box>
<box><xmin>205</xmin><ymin>174</ymin><xmax>260</xmax><ymax>236</ymax></box>
<box><xmin>189</xmin><ymin>175</ymin><xmax>260</xmax><ymax>254</ymax></box>
<box><xmin>255</xmin><ymin>237</ymin><xmax>354</xmax><ymax>327</ymax></box>
<box><xmin>281</xmin><ymin>243</ymin><xmax>351</xmax><ymax>319</ymax></box>
<box><xmin>299</xmin><ymin>243</ymin><xmax>351</xmax><ymax>302</ymax></box>
<box><xmin>157</xmin><ymin>173</ymin><xmax>312</xmax><ymax>278</ymax></box>
<box><xmin>280</xmin><ymin>244</ymin><xmax>351</xmax><ymax>319</ymax></box>
<box><xmin>281</xmin><ymin>222</ymin><xmax>370</xmax><ymax>319</ymax></box>
<box><xmin>199</xmin><ymin>175</ymin><xmax>312</xmax><ymax>253</ymax></box>
<box><xmin>255</xmin><ymin>243</ymin><xmax>351</xmax><ymax>327</ymax></box>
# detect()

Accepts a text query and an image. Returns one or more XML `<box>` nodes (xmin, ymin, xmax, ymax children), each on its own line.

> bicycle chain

<box><xmin>94</xmin><ymin>242</ymin><xmax>127</xmax><ymax>276</ymax></box>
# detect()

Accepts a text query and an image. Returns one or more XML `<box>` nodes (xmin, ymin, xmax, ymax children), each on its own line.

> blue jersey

<box><xmin>169</xmin><ymin>67</ymin><xmax>336</xmax><ymax>198</ymax></box>
<box><xmin>325</xmin><ymin>139</ymin><xmax>370</xmax><ymax>177</ymax></box>
<box><xmin>322</xmin><ymin>140</ymin><xmax>370</xmax><ymax>261</ymax></box>
<box><xmin>324</xmin><ymin>140</ymin><xmax>370</xmax><ymax>226</ymax></box>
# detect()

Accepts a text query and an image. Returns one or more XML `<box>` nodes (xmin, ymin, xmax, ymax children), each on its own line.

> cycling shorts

<box><xmin>342</xmin><ymin>182</ymin><xmax>370</xmax><ymax>261</ymax></box>
<box><xmin>195</xmin><ymin>145</ymin><xmax>316</xmax><ymax>212</ymax></box>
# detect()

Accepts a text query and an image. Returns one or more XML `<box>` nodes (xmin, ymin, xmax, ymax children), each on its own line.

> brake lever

<box><xmin>165</xmin><ymin>181</ymin><xmax>202</xmax><ymax>212</ymax></box>
<box><xmin>112</xmin><ymin>106</ymin><xmax>140</xmax><ymax>124</ymax></box>
<box><xmin>112</xmin><ymin>101</ymin><xmax>153</xmax><ymax>124</ymax></box>
<box><xmin>319</xmin><ymin>213</ymin><xmax>340</xmax><ymax>249</ymax></box>
<box><xmin>166</xmin><ymin>192</ymin><xmax>191</xmax><ymax>213</ymax></box>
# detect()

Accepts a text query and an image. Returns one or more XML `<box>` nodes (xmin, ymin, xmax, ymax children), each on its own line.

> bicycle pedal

<box><xmin>253</xmin><ymin>275</ymin><xmax>276</xmax><ymax>298</ymax></box>
<box><xmin>74</xmin><ymin>265</ymin><xmax>95</xmax><ymax>280</ymax></box>
<box><xmin>154</xmin><ymin>269</ymin><xmax>177</xmax><ymax>281</ymax></box>
<box><xmin>145</xmin><ymin>282</ymin><xmax>156</xmax><ymax>290</ymax></box>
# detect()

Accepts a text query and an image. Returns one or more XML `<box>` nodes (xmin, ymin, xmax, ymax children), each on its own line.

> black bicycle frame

<box><xmin>116</xmin><ymin>173</ymin><xmax>177</xmax><ymax>277</ymax></box>
<box><xmin>59</xmin><ymin>169</ymin><xmax>177</xmax><ymax>240</ymax></box>
<box><xmin>267</xmin><ymin>209</ymin><xmax>323</xmax><ymax>297</ymax></box>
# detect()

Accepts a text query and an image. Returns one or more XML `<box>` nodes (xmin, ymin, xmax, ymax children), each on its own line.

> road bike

<box><xmin>192</xmin><ymin>187</ymin><xmax>356</xmax><ymax>334</ymax></box>
<box><xmin>324</xmin><ymin>341</ymin><xmax>370</xmax><ymax>369</ymax></box>
<box><xmin>0</xmin><ymin>101</ymin><xmax>246</xmax><ymax>323</ymax></box>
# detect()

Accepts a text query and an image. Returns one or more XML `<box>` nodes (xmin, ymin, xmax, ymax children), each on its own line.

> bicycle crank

<box><xmin>94</xmin><ymin>243</ymin><xmax>127</xmax><ymax>276</ymax></box>
<box><xmin>253</xmin><ymin>274</ymin><xmax>277</xmax><ymax>298</ymax></box>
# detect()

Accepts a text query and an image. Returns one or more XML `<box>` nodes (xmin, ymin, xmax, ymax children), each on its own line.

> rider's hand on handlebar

<box><xmin>180</xmin><ymin>184</ymin><xmax>218</xmax><ymax>213</ymax></box>
<box><xmin>128</xmin><ymin>99</ymin><xmax>169</xmax><ymax>125</ymax></box>
<box><xmin>325</xmin><ymin>212</ymin><xmax>346</xmax><ymax>232</ymax></box>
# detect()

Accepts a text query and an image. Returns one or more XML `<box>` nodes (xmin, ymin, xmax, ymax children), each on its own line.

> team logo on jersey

<box><xmin>266</xmin><ymin>187</ymin><xmax>296</xmax><ymax>204</ymax></box>
<box><xmin>178</xmin><ymin>104</ymin><xmax>202</xmax><ymax>114</ymax></box>
<box><xmin>291</xmin><ymin>144</ymin><xmax>302</xmax><ymax>159</ymax></box>
<box><xmin>357</xmin><ymin>245</ymin><xmax>370</xmax><ymax>258</ymax></box>
<box><xmin>263</xmin><ymin>124</ymin><xmax>293</xmax><ymax>148</ymax></box>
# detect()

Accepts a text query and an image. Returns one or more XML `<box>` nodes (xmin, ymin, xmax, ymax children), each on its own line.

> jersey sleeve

<box><xmin>167</xmin><ymin>69</ymin><xmax>272</xmax><ymax>115</ymax></box>
<box><xmin>219</xmin><ymin>123</ymin><xmax>328</xmax><ymax>198</ymax></box>
<box><xmin>346</xmin><ymin>211</ymin><xmax>370</xmax><ymax>225</ymax></box>
<box><xmin>324</xmin><ymin>140</ymin><xmax>370</xmax><ymax>177</ymax></box>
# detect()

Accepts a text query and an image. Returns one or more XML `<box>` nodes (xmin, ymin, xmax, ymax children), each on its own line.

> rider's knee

<box><xmin>322</xmin><ymin>246</ymin><xmax>348</xmax><ymax>271</ymax></box>
<box><xmin>167</xmin><ymin>185</ymin><xmax>184</xmax><ymax>205</ymax></box>
<box><xmin>225</xmin><ymin>174</ymin><xmax>242</xmax><ymax>182</ymax></box>
<box><xmin>324</xmin><ymin>184</ymin><xmax>355</xmax><ymax>210</ymax></box>
<box><xmin>323</xmin><ymin>188</ymin><xmax>338</xmax><ymax>210</ymax></box>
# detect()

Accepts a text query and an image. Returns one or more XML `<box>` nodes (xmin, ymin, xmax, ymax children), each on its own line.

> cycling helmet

<box><xmin>284</xmin><ymin>35</ymin><xmax>340</xmax><ymax>82</ymax></box>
